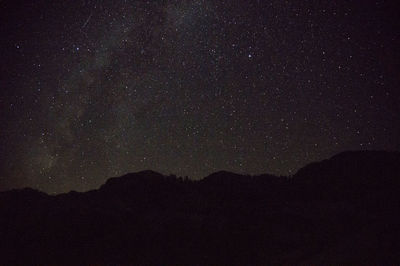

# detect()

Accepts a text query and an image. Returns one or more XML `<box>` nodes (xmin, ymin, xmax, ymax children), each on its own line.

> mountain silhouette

<box><xmin>1</xmin><ymin>151</ymin><xmax>399</xmax><ymax>265</ymax></box>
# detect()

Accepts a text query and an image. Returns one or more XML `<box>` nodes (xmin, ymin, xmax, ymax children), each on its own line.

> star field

<box><xmin>1</xmin><ymin>0</ymin><xmax>399</xmax><ymax>193</ymax></box>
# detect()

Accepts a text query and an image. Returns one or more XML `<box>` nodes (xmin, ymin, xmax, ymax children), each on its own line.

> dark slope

<box><xmin>0</xmin><ymin>151</ymin><xmax>399</xmax><ymax>265</ymax></box>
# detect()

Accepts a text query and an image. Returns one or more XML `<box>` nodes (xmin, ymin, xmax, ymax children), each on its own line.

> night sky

<box><xmin>1</xmin><ymin>0</ymin><xmax>399</xmax><ymax>194</ymax></box>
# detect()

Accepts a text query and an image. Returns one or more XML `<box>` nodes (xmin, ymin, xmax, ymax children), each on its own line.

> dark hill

<box><xmin>292</xmin><ymin>150</ymin><xmax>400</xmax><ymax>201</ymax></box>
<box><xmin>1</xmin><ymin>151</ymin><xmax>399</xmax><ymax>265</ymax></box>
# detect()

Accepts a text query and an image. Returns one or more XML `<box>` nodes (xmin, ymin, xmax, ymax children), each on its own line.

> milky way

<box><xmin>1</xmin><ymin>0</ymin><xmax>399</xmax><ymax>193</ymax></box>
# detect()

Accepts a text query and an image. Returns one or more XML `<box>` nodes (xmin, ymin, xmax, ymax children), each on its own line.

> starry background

<box><xmin>0</xmin><ymin>0</ymin><xmax>399</xmax><ymax>194</ymax></box>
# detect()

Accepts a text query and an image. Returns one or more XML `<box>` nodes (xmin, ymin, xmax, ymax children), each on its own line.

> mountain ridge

<box><xmin>2</xmin><ymin>150</ymin><xmax>399</xmax><ymax>196</ymax></box>
<box><xmin>1</xmin><ymin>150</ymin><xmax>399</xmax><ymax>265</ymax></box>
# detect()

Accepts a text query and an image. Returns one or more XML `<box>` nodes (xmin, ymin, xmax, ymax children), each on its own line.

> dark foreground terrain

<box><xmin>1</xmin><ymin>151</ymin><xmax>400</xmax><ymax>265</ymax></box>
